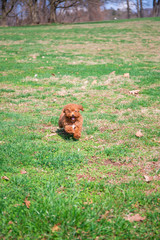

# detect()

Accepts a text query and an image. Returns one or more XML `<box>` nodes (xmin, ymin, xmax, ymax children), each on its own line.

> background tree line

<box><xmin>0</xmin><ymin>0</ymin><xmax>160</xmax><ymax>26</ymax></box>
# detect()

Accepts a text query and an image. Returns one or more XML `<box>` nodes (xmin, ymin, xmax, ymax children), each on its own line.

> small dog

<box><xmin>58</xmin><ymin>103</ymin><xmax>84</xmax><ymax>139</ymax></box>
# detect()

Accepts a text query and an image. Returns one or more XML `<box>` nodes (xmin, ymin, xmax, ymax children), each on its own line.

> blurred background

<box><xmin>0</xmin><ymin>0</ymin><xmax>160</xmax><ymax>26</ymax></box>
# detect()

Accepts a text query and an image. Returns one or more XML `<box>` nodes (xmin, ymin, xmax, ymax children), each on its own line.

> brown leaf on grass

<box><xmin>24</xmin><ymin>197</ymin><xmax>30</xmax><ymax>208</ymax></box>
<box><xmin>51</xmin><ymin>224</ymin><xmax>60</xmax><ymax>233</ymax></box>
<box><xmin>144</xmin><ymin>175</ymin><xmax>153</xmax><ymax>183</ymax></box>
<box><xmin>2</xmin><ymin>176</ymin><xmax>9</xmax><ymax>181</ymax></box>
<box><xmin>14</xmin><ymin>204</ymin><xmax>21</xmax><ymax>207</ymax></box>
<box><xmin>84</xmin><ymin>136</ymin><xmax>94</xmax><ymax>141</ymax></box>
<box><xmin>135</xmin><ymin>130</ymin><xmax>143</xmax><ymax>138</ymax></box>
<box><xmin>124</xmin><ymin>214</ymin><xmax>146</xmax><ymax>222</ymax></box>
<box><xmin>8</xmin><ymin>221</ymin><xmax>14</xmax><ymax>225</ymax></box>
<box><xmin>83</xmin><ymin>198</ymin><xmax>93</xmax><ymax>205</ymax></box>
<box><xmin>123</xmin><ymin>73</ymin><xmax>130</xmax><ymax>78</ymax></box>
<box><xmin>51</xmin><ymin>73</ymin><xmax>55</xmax><ymax>76</ymax></box>
<box><xmin>45</xmin><ymin>133</ymin><xmax>57</xmax><ymax>138</ymax></box>
<box><xmin>30</xmin><ymin>54</ymin><xmax>38</xmax><ymax>59</ymax></box>
<box><xmin>91</xmin><ymin>80</ymin><xmax>97</xmax><ymax>85</ymax></box>
<box><xmin>153</xmin><ymin>139</ymin><xmax>160</xmax><ymax>143</ymax></box>
<box><xmin>100</xmin><ymin>210</ymin><xmax>110</xmax><ymax>219</ymax></box>
<box><xmin>20</xmin><ymin>170</ymin><xmax>27</xmax><ymax>174</ymax></box>
<box><xmin>110</xmin><ymin>71</ymin><xmax>115</xmax><ymax>75</ymax></box>
<box><xmin>129</xmin><ymin>90</ymin><xmax>140</xmax><ymax>95</ymax></box>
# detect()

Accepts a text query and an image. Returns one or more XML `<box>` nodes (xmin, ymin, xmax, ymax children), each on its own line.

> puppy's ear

<box><xmin>63</xmin><ymin>106</ymin><xmax>70</xmax><ymax>114</ymax></box>
<box><xmin>78</xmin><ymin>105</ymin><xmax>84</xmax><ymax>111</ymax></box>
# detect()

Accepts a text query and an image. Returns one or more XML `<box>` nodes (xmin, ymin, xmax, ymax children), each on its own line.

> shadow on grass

<box><xmin>56</xmin><ymin>128</ymin><xmax>78</xmax><ymax>141</ymax></box>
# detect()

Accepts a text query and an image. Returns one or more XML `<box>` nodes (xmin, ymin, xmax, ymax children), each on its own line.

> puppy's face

<box><xmin>63</xmin><ymin>104</ymin><xmax>84</xmax><ymax>123</ymax></box>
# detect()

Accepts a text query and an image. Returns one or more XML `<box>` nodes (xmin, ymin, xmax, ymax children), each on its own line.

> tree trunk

<box><xmin>1</xmin><ymin>0</ymin><xmax>7</xmax><ymax>25</ymax></box>
<box><xmin>32</xmin><ymin>0</ymin><xmax>40</xmax><ymax>24</ymax></box>
<box><xmin>42</xmin><ymin>0</ymin><xmax>47</xmax><ymax>23</ymax></box>
<box><xmin>87</xmin><ymin>0</ymin><xmax>101</xmax><ymax>21</ymax></box>
<box><xmin>140</xmin><ymin>0</ymin><xmax>143</xmax><ymax>17</ymax></box>
<box><xmin>126</xmin><ymin>0</ymin><xmax>130</xmax><ymax>19</ymax></box>
<box><xmin>153</xmin><ymin>0</ymin><xmax>156</xmax><ymax>16</ymax></box>
<box><xmin>153</xmin><ymin>0</ymin><xmax>160</xmax><ymax>16</ymax></box>
<box><xmin>158</xmin><ymin>0</ymin><xmax>160</xmax><ymax>16</ymax></box>
<box><xmin>136</xmin><ymin>0</ymin><xmax>140</xmax><ymax>18</ymax></box>
<box><xmin>49</xmin><ymin>1</ymin><xmax>56</xmax><ymax>23</ymax></box>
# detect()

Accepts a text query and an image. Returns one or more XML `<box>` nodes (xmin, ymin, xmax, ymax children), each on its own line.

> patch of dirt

<box><xmin>137</xmin><ymin>161</ymin><xmax>160</xmax><ymax>175</ymax></box>
<box><xmin>102</xmin><ymin>159</ymin><xmax>134</xmax><ymax>168</ymax></box>
<box><xmin>29</xmin><ymin>53</ymin><xmax>39</xmax><ymax>59</ymax></box>
<box><xmin>145</xmin><ymin>187</ymin><xmax>159</xmax><ymax>195</ymax></box>
<box><xmin>99</xmin><ymin>124</ymin><xmax>125</xmax><ymax>133</ymax></box>
<box><xmin>77</xmin><ymin>174</ymin><xmax>96</xmax><ymax>182</ymax></box>
<box><xmin>0</xmin><ymin>71</ymin><xmax>8</xmax><ymax>76</ymax></box>
<box><xmin>38</xmin><ymin>40</ymin><xmax>51</xmax><ymax>45</ymax></box>
<box><xmin>40</xmin><ymin>124</ymin><xmax>57</xmax><ymax>133</ymax></box>
<box><xmin>57</xmin><ymin>42</ymin><xmax>117</xmax><ymax>56</ymax></box>
<box><xmin>0</xmin><ymin>40</ymin><xmax>25</xmax><ymax>46</ymax></box>
<box><xmin>88</xmin><ymin>156</ymin><xmax>134</xmax><ymax>168</ymax></box>
<box><xmin>70</xmin><ymin>58</ymin><xmax>110</xmax><ymax>65</ymax></box>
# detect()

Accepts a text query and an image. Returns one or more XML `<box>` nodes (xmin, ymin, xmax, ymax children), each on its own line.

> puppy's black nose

<box><xmin>72</xmin><ymin>114</ymin><xmax>75</xmax><ymax>117</ymax></box>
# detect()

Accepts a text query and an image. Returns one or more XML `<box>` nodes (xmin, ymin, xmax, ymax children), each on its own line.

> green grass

<box><xmin>0</xmin><ymin>17</ymin><xmax>160</xmax><ymax>239</ymax></box>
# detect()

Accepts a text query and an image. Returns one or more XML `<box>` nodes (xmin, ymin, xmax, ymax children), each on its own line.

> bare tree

<box><xmin>87</xmin><ymin>0</ymin><xmax>102</xmax><ymax>21</ymax></box>
<box><xmin>153</xmin><ymin>0</ymin><xmax>160</xmax><ymax>16</ymax></box>
<box><xmin>29</xmin><ymin>0</ymin><xmax>39</xmax><ymax>24</ymax></box>
<box><xmin>134</xmin><ymin>0</ymin><xmax>144</xmax><ymax>18</ymax></box>
<box><xmin>126</xmin><ymin>0</ymin><xmax>130</xmax><ymax>18</ymax></box>
<box><xmin>0</xmin><ymin>0</ymin><xmax>156</xmax><ymax>26</ymax></box>
<box><xmin>18</xmin><ymin>0</ymin><xmax>40</xmax><ymax>24</ymax></box>
<box><xmin>0</xmin><ymin>0</ymin><xmax>18</xmax><ymax>25</ymax></box>
<box><xmin>136</xmin><ymin>0</ymin><xmax>140</xmax><ymax>17</ymax></box>
<box><xmin>139</xmin><ymin>0</ymin><xmax>143</xmax><ymax>17</ymax></box>
<box><xmin>41</xmin><ymin>0</ymin><xmax>47</xmax><ymax>23</ymax></box>
<box><xmin>48</xmin><ymin>0</ymin><xmax>79</xmax><ymax>23</ymax></box>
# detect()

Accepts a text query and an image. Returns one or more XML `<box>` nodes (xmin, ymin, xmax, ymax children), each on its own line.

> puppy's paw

<box><xmin>72</xmin><ymin>124</ymin><xmax>76</xmax><ymax>130</ymax></box>
<box><xmin>65</xmin><ymin>125</ymin><xmax>74</xmax><ymax>134</ymax></box>
<box><xmin>73</xmin><ymin>133</ymin><xmax>81</xmax><ymax>140</ymax></box>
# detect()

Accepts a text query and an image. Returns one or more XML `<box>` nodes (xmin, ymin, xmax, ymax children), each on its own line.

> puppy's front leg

<box><xmin>73</xmin><ymin>124</ymin><xmax>82</xmax><ymax>140</ymax></box>
<box><xmin>64</xmin><ymin>125</ymin><xmax>75</xmax><ymax>134</ymax></box>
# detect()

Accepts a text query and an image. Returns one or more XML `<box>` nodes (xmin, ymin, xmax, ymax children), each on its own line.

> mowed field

<box><xmin>0</xmin><ymin>18</ymin><xmax>160</xmax><ymax>239</ymax></box>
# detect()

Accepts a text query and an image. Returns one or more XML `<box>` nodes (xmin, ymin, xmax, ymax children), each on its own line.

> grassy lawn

<box><xmin>0</xmin><ymin>17</ymin><xmax>160</xmax><ymax>239</ymax></box>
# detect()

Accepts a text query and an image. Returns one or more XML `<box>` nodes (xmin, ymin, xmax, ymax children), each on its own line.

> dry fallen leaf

<box><xmin>135</xmin><ymin>130</ymin><xmax>143</xmax><ymax>138</ymax></box>
<box><xmin>45</xmin><ymin>133</ymin><xmax>57</xmax><ymax>138</ymax></box>
<box><xmin>14</xmin><ymin>204</ymin><xmax>21</xmax><ymax>207</ymax></box>
<box><xmin>83</xmin><ymin>198</ymin><xmax>93</xmax><ymax>205</ymax></box>
<box><xmin>24</xmin><ymin>197</ymin><xmax>30</xmax><ymax>208</ymax></box>
<box><xmin>129</xmin><ymin>90</ymin><xmax>140</xmax><ymax>95</ymax></box>
<box><xmin>2</xmin><ymin>176</ymin><xmax>9</xmax><ymax>181</ymax></box>
<box><xmin>153</xmin><ymin>139</ymin><xmax>160</xmax><ymax>143</ymax></box>
<box><xmin>124</xmin><ymin>214</ymin><xmax>146</xmax><ymax>222</ymax></box>
<box><xmin>123</xmin><ymin>73</ymin><xmax>130</xmax><ymax>78</ymax></box>
<box><xmin>30</xmin><ymin>54</ymin><xmax>37</xmax><ymax>59</ymax></box>
<box><xmin>20</xmin><ymin>170</ymin><xmax>27</xmax><ymax>174</ymax></box>
<box><xmin>110</xmin><ymin>71</ymin><xmax>115</xmax><ymax>75</ymax></box>
<box><xmin>100</xmin><ymin>210</ymin><xmax>110</xmax><ymax>219</ymax></box>
<box><xmin>91</xmin><ymin>80</ymin><xmax>97</xmax><ymax>85</ymax></box>
<box><xmin>51</xmin><ymin>224</ymin><xmax>60</xmax><ymax>232</ymax></box>
<box><xmin>144</xmin><ymin>175</ymin><xmax>153</xmax><ymax>183</ymax></box>
<box><xmin>8</xmin><ymin>221</ymin><xmax>14</xmax><ymax>225</ymax></box>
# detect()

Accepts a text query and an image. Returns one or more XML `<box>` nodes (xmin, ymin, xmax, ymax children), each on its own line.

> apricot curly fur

<box><xmin>58</xmin><ymin>103</ymin><xmax>84</xmax><ymax>139</ymax></box>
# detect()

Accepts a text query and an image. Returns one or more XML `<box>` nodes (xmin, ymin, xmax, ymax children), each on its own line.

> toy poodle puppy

<box><xmin>58</xmin><ymin>103</ymin><xmax>84</xmax><ymax>139</ymax></box>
